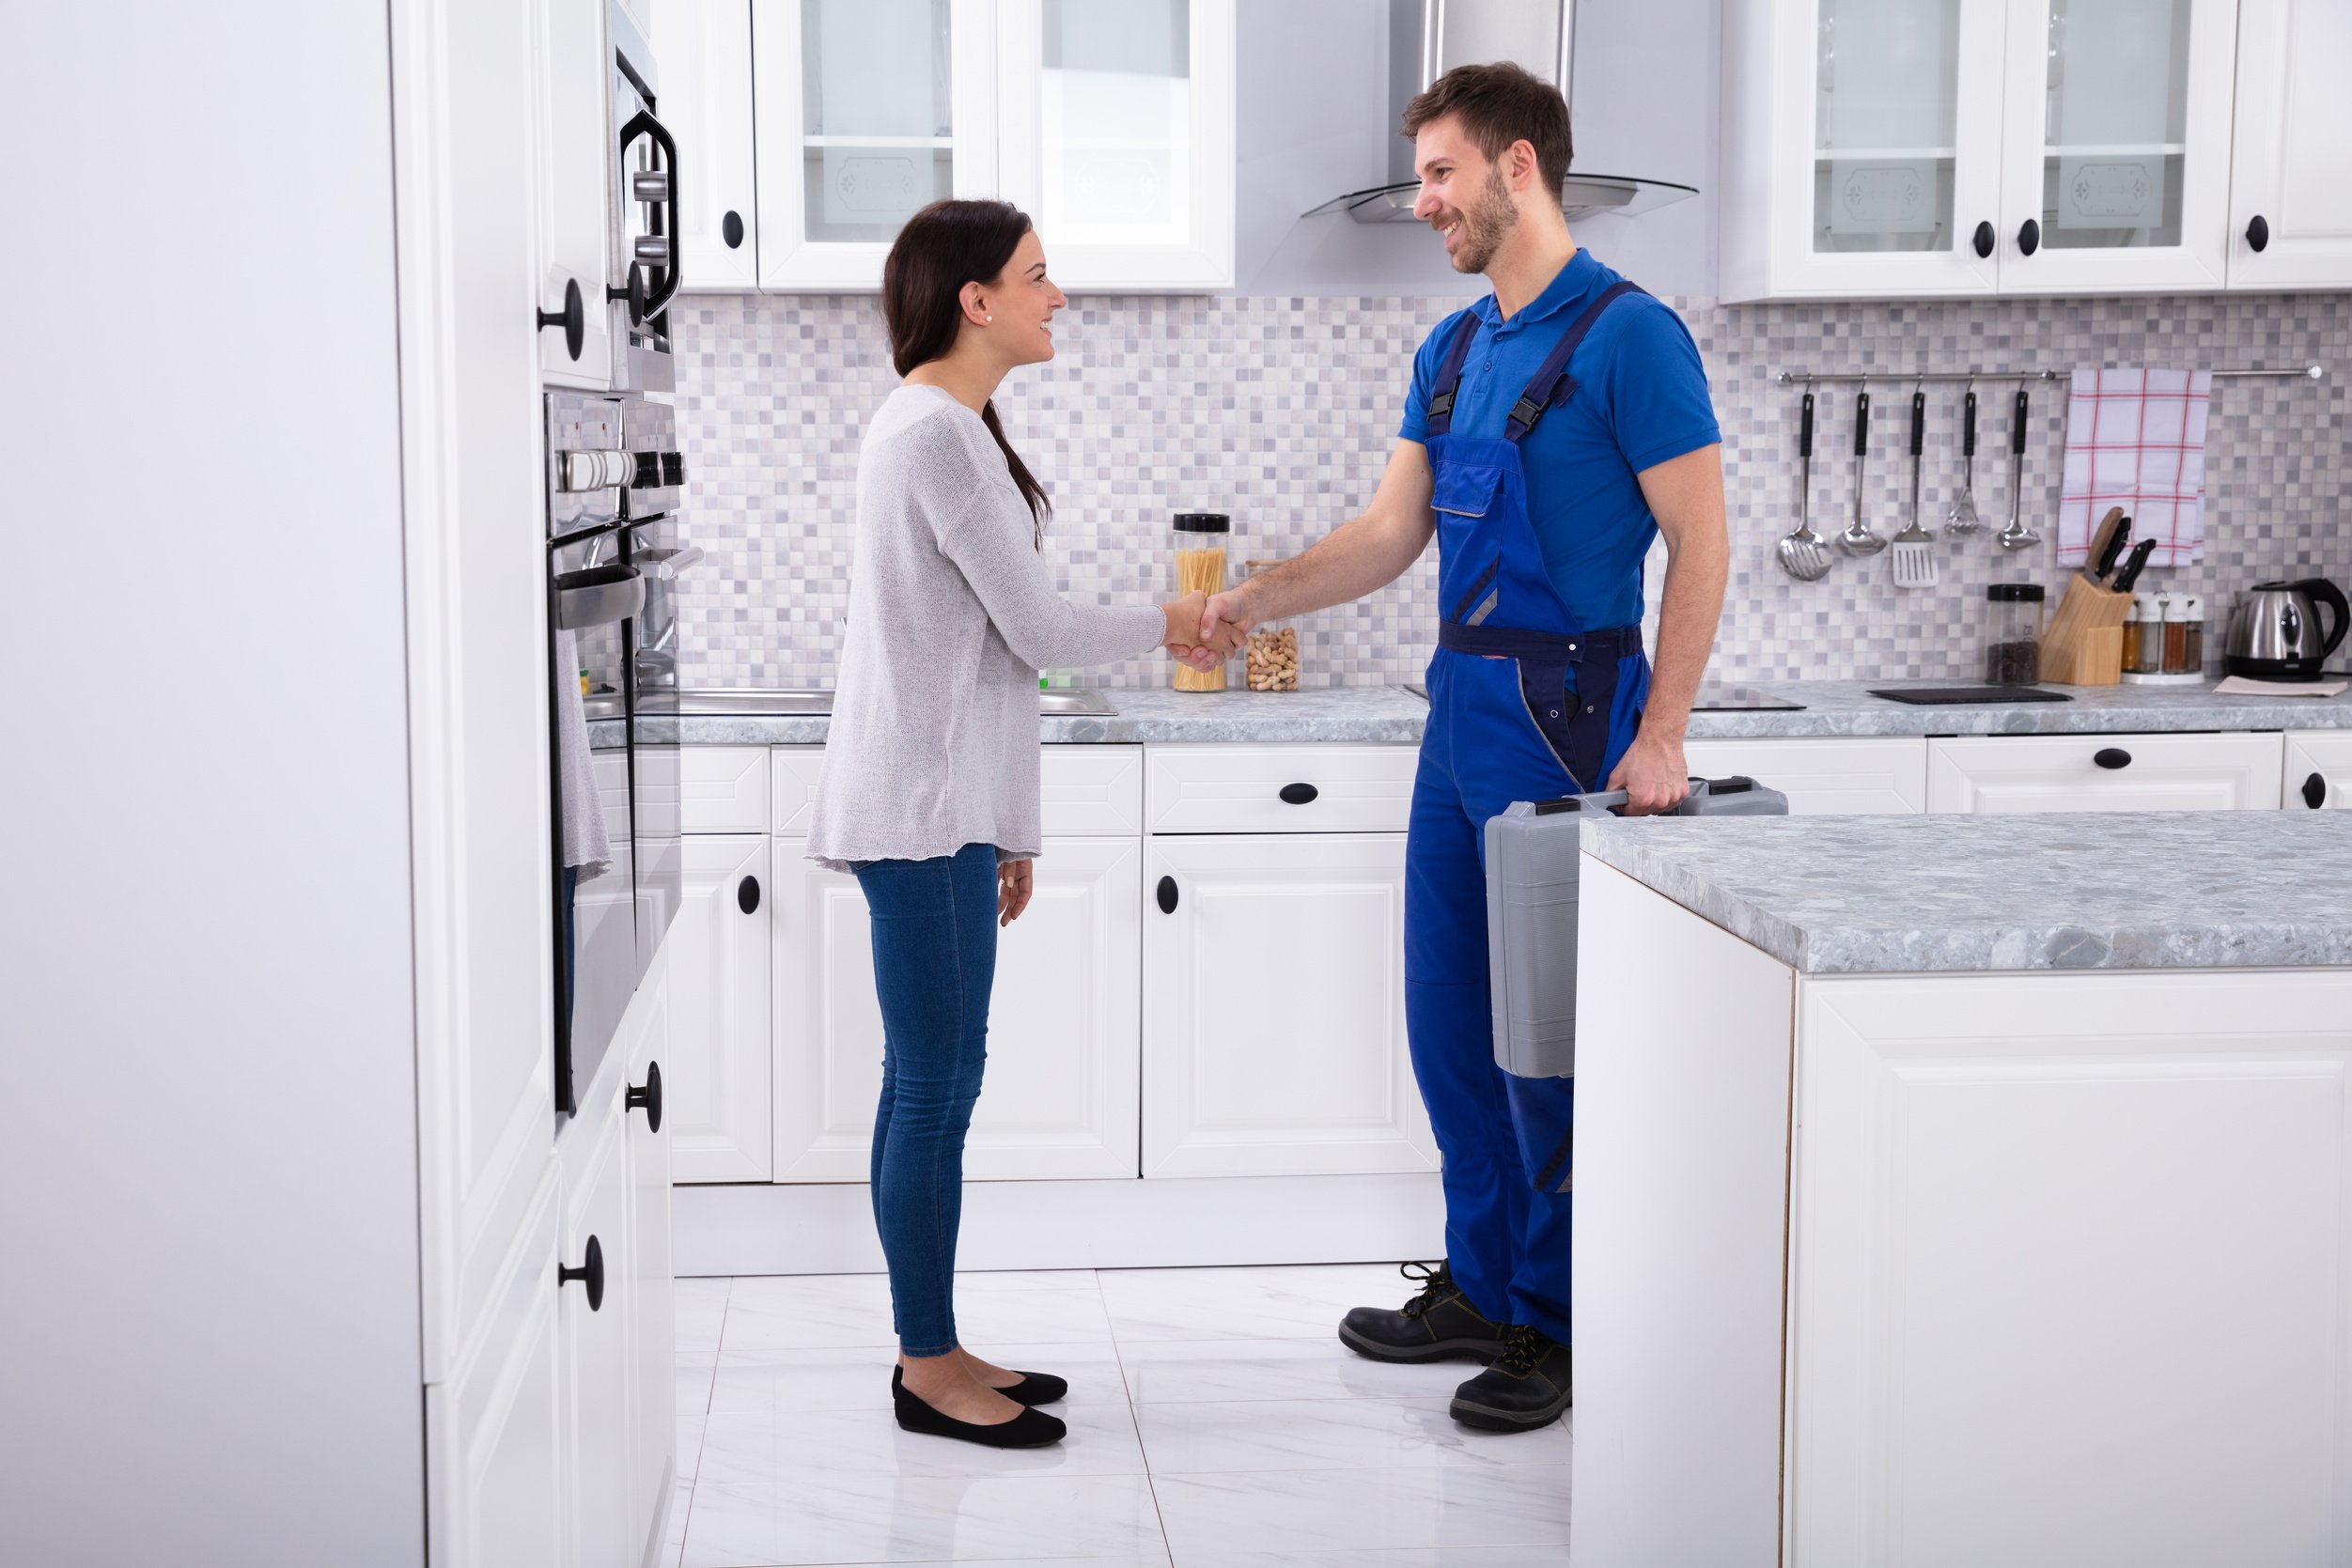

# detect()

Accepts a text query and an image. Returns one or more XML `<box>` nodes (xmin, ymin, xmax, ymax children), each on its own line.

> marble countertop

<box><xmin>1579</xmin><ymin>810</ymin><xmax>2352</xmax><ymax>975</ymax></box>
<box><xmin>645</xmin><ymin>685</ymin><xmax>1429</xmax><ymax>747</ymax></box>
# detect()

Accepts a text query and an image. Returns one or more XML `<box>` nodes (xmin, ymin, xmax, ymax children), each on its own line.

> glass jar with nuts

<box><xmin>1242</xmin><ymin>560</ymin><xmax>1304</xmax><ymax>692</ymax></box>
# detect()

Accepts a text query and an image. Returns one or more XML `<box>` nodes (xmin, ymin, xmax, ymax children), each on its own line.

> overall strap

<box><xmin>1505</xmin><ymin>280</ymin><xmax>1648</xmax><ymax>443</ymax></box>
<box><xmin>1421</xmin><ymin>311</ymin><xmax>1483</xmax><ymax>439</ymax></box>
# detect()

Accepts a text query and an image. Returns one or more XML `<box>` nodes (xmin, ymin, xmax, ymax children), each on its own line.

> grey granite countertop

<box><xmin>1679</xmin><ymin>678</ymin><xmax>2352</xmax><ymax>739</ymax></box>
<box><xmin>1579</xmin><ymin>811</ymin><xmax>2352</xmax><ymax>975</ymax></box>
<box><xmin>646</xmin><ymin>685</ymin><xmax>1429</xmax><ymax>747</ymax></box>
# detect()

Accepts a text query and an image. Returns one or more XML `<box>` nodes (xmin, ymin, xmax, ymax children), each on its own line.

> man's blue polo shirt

<box><xmin>1399</xmin><ymin>249</ymin><xmax>1720</xmax><ymax>631</ymax></box>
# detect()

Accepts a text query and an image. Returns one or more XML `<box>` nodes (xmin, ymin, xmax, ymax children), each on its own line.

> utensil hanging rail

<box><xmin>1775</xmin><ymin>365</ymin><xmax>2325</xmax><ymax>386</ymax></box>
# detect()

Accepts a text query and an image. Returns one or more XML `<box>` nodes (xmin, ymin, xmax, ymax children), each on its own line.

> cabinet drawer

<box><xmin>682</xmin><ymin>746</ymin><xmax>771</xmax><ymax>834</ymax></box>
<box><xmin>1927</xmin><ymin>733</ymin><xmax>2286</xmax><ymax>814</ymax></box>
<box><xmin>1145</xmin><ymin>744</ymin><xmax>1419</xmax><ymax>834</ymax></box>
<box><xmin>1683</xmin><ymin>737</ymin><xmax>1927</xmax><ymax>815</ymax></box>
<box><xmin>2284</xmin><ymin>735</ymin><xmax>2352</xmax><ymax>811</ymax></box>
<box><xmin>767</xmin><ymin>745</ymin><xmax>1142</xmax><ymax>839</ymax></box>
<box><xmin>769</xmin><ymin>747</ymin><xmax>824</xmax><ymax>835</ymax></box>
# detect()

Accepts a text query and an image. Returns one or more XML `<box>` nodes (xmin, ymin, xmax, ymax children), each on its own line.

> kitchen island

<box><xmin>1568</xmin><ymin>810</ymin><xmax>2352</xmax><ymax>1568</ymax></box>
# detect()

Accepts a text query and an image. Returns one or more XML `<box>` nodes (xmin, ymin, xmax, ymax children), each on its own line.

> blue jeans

<box><xmin>851</xmin><ymin>842</ymin><xmax>1000</xmax><ymax>1358</ymax></box>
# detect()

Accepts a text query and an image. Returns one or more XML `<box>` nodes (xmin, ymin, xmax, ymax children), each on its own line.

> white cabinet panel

<box><xmin>773</xmin><ymin>836</ymin><xmax>1145</xmax><ymax>1181</ymax></box>
<box><xmin>681</xmin><ymin>745</ymin><xmax>771</xmax><ymax>833</ymax></box>
<box><xmin>534</xmin><ymin>0</ymin><xmax>615</xmax><ymax>384</ymax></box>
<box><xmin>1683</xmin><ymin>737</ymin><xmax>1927</xmax><ymax>815</ymax></box>
<box><xmin>1145</xmin><ymin>743</ymin><xmax>1418</xmax><ymax>834</ymax></box>
<box><xmin>620</xmin><ymin>977</ymin><xmax>676</xmax><ymax>1548</ymax></box>
<box><xmin>2228</xmin><ymin>0</ymin><xmax>2352</xmax><ymax>290</ymax></box>
<box><xmin>770</xmin><ymin>746</ymin><xmax>824</xmax><ymax>835</ymax></box>
<box><xmin>668</xmin><ymin>835</ymin><xmax>774</xmax><ymax>1181</ymax></box>
<box><xmin>557</xmin><ymin>1098</ymin><xmax>637</xmax><ymax>1568</ymax></box>
<box><xmin>1142</xmin><ymin>833</ymin><xmax>1435</xmax><ymax>1179</ymax></box>
<box><xmin>650</xmin><ymin>0</ymin><xmax>761</xmax><ymax>291</ymax></box>
<box><xmin>2284</xmin><ymin>734</ymin><xmax>2352</xmax><ymax>811</ymax></box>
<box><xmin>1041</xmin><ymin>744</ymin><xmax>1143</xmax><ymax>834</ymax></box>
<box><xmin>1926</xmin><ymin>732</ymin><xmax>2284</xmax><ymax>813</ymax></box>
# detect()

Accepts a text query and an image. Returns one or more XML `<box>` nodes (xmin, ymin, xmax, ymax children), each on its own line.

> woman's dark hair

<box><xmin>881</xmin><ymin>199</ymin><xmax>1051</xmax><ymax>533</ymax></box>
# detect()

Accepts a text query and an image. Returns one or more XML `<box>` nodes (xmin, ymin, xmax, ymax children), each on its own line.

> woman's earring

<box><xmin>984</xmin><ymin>314</ymin><xmax>994</xmax><ymax>323</ymax></box>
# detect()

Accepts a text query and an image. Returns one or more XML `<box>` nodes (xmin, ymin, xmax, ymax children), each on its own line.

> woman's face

<box><xmin>980</xmin><ymin>230</ymin><xmax>1066</xmax><ymax>365</ymax></box>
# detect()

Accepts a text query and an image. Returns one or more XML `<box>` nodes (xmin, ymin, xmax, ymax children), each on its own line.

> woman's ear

<box><xmin>959</xmin><ymin>281</ymin><xmax>991</xmax><ymax>327</ymax></box>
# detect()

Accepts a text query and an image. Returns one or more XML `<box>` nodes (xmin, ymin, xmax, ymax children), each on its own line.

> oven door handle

<box><xmin>638</xmin><ymin>544</ymin><xmax>705</xmax><ymax>582</ymax></box>
<box><xmin>619</xmin><ymin>109</ymin><xmax>682</xmax><ymax>318</ymax></box>
<box><xmin>554</xmin><ymin>564</ymin><xmax>646</xmax><ymax>629</ymax></box>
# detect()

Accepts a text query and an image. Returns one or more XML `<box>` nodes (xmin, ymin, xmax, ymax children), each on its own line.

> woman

<box><xmin>805</xmin><ymin>200</ymin><xmax>1232</xmax><ymax>1449</ymax></box>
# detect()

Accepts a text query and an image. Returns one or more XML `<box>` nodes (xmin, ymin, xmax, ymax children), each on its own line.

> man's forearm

<box><xmin>1235</xmin><ymin>510</ymin><xmax>1425</xmax><ymax>625</ymax></box>
<box><xmin>1640</xmin><ymin>536</ymin><xmax>1727</xmax><ymax>739</ymax></box>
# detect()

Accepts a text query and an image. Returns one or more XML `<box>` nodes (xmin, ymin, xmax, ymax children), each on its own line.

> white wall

<box><xmin>1234</xmin><ymin>0</ymin><xmax>1722</xmax><ymax>298</ymax></box>
<box><xmin>1</xmin><ymin>4</ymin><xmax>426</xmax><ymax>1564</ymax></box>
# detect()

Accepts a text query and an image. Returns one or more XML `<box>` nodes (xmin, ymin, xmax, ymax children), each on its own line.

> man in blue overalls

<box><xmin>1192</xmin><ymin>63</ymin><xmax>1727</xmax><ymax>1433</ymax></box>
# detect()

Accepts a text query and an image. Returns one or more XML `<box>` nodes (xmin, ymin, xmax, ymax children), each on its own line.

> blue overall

<box><xmin>1407</xmin><ymin>280</ymin><xmax>1654</xmax><ymax>1348</ymax></box>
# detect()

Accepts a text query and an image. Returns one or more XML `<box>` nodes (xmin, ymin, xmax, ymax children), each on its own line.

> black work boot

<box><xmin>1450</xmin><ymin>1324</ymin><xmax>1572</xmax><ymax>1432</ymax></box>
<box><xmin>1337</xmin><ymin>1261</ymin><xmax>1509</xmax><ymax>1364</ymax></box>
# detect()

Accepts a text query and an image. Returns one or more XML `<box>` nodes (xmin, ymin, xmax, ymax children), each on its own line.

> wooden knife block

<box><xmin>2037</xmin><ymin>575</ymin><xmax>2130</xmax><ymax>685</ymax></box>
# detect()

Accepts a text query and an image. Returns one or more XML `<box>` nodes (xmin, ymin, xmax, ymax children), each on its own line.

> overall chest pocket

<box><xmin>1431</xmin><ymin>461</ymin><xmax>1507</xmax><ymax>519</ymax></box>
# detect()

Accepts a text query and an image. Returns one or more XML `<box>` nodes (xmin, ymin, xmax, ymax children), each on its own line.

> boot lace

<box><xmin>1397</xmin><ymin>1260</ymin><xmax>1454</xmax><ymax>1320</ymax></box>
<box><xmin>1494</xmin><ymin>1324</ymin><xmax>1549</xmax><ymax>1377</ymax></box>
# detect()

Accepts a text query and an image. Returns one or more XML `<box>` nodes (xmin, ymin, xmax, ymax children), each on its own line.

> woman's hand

<box><xmin>1163</xmin><ymin>590</ymin><xmax>1243</xmax><ymax>671</ymax></box>
<box><xmin>997</xmin><ymin>859</ymin><xmax>1035</xmax><ymax>926</ymax></box>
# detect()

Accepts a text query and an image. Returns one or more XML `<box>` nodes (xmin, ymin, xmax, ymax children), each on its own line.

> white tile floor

<box><xmin>666</xmin><ymin>1263</ymin><xmax>1573</xmax><ymax>1568</ymax></box>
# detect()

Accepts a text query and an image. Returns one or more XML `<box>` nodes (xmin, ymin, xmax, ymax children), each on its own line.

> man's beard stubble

<box><xmin>1452</xmin><ymin>164</ymin><xmax>1520</xmax><ymax>274</ymax></box>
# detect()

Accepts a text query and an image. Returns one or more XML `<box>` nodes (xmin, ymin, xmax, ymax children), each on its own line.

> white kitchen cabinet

<box><xmin>1145</xmin><ymin>742</ymin><xmax>1416</xmax><ymax>834</ymax></box>
<box><xmin>1926</xmin><ymin>732</ymin><xmax>2285</xmax><ymax>813</ymax></box>
<box><xmin>771</xmin><ymin>835</ymin><xmax>1145</xmax><ymax>1181</ymax></box>
<box><xmin>648</xmin><ymin>0</ymin><xmax>761</xmax><ymax>291</ymax></box>
<box><xmin>1683</xmin><ymin>737</ymin><xmax>1927</xmax><ymax>815</ymax></box>
<box><xmin>557</xmin><ymin>1076</ymin><xmax>639</xmax><ymax>1568</ymax></box>
<box><xmin>534</xmin><ymin>0</ymin><xmax>615</xmax><ymax>383</ymax></box>
<box><xmin>2285</xmin><ymin>734</ymin><xmax>2352</xmax><ymax>811</ymax></box>
<box><xmin>669</xmin><ymin>834</ymin><xmax>774</xmax><ymax>1182</ymax></box>
<box><xmin>751</xmin><ymin>0</ymin><xmax>998</xmax><ymax>290</ymax></box>
<box><xmin>1142</xmin><ymin>832</ymin><xmax>1435</xmax><ymax>1179</ymax></box>
<box><xmin>681</xmin><ymin>744</ymin><xmax>772</xmax><ymax>833</ymax></box>
<box><xmin>619</xmin><ymin>983</ymin><xmax>676</xmax><ymax>1552</ymax></box>
<box><xmin>2227</xmin><ymin>0</ymin><xmax>2352</xmax><ymax>290</ymax></box>
<box><xmin>994</xmin><ymin>0</ymin><xmax>1236</xmax><ymax>290</ymax></box>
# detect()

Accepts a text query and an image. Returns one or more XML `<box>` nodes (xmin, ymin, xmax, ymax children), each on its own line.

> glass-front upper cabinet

<box><xmin>994</xmin><ymin>0</ymin><xmax>1235</xmax><ymax>290</ymax></box>
<box><xmin>1997</xmin><ymin>0</ymin><xmax>2237</xmax><ymax>291</ymax></box>
<box><xmin>751</xmin><ymin>0</ymin><xmax>998</xmax><ymax>289</ymax></box>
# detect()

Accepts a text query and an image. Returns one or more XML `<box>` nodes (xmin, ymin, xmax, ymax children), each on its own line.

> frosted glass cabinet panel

<box><xmin>997</xmin><ymin>0</ymin><xmax>1234</xmax><ymax>289</ymax></box>
<box><xmin>1811</xmin><ymin>0</ymin><xmax>1964</xmax><ymax>256</ymax></box>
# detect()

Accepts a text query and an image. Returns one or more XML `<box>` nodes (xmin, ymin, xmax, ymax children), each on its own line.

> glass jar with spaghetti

<box><xmin>1170</xmin><ymin>511</ymin><xmax>1230</xmax><ymax>691</ymax></box>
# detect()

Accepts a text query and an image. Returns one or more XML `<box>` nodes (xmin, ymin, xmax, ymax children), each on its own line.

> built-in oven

<box><xmin>546</xmin><ymin>390</ymin><xmax>696</xmax><ymax>1114</ymax></box>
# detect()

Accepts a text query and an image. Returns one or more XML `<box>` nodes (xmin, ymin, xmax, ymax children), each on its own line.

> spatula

<box><xmin>1891</xmin><ymin>389</ymin><xmax>1938</xmax><ymax>587</ymax></box>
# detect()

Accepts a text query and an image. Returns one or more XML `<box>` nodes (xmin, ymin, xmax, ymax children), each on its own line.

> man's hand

<box><xmin>1604</xmin><ymin>729</ymin><xmax>1690</xmax><ymax>815</ymax></box>
<box><xmin>997</xmin><ymin>859</ymin><xmax>1035</xmax><ymax>926</ymax></box>
<box><xmin>1197</xmin><ymin>586</ymin><xmax>1255</xmax><ymax>658</ymax></box>
<box><xmin>1166</xmin><ymin>589</ymin><xmax>1247</xmax><ymax>671</ymax></box>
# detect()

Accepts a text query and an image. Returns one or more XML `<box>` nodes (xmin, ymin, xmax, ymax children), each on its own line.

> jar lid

<box><xmin>2180</xmin><ymin>594</ymin><xmax>2203</xmax><ymax>615</ymax></box>
<box><xmin>2132</xmin><ymin>593</ymin><xmax>2162</xmax><ymax>615</ymax></box>
<box><xmin>1173</xmin><ymin>512</ymin><xmax>1231</xmax><ymax>533</ymax></box>
<box><xmin>1986</xmin><ymin>582</ymin><xmax>2045</xmax><ymax>602</ymax></box>
<box><xmin>2162</xmin><ymin>595</ymin><xmax>2195</xmax><ymax>619</ymax></box>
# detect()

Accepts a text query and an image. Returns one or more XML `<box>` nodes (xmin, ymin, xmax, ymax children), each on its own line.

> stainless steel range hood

<box><xmin>1303</xmin><ymin>0</ymin><xmax>1698</xmax><ymax>225</ymax></box>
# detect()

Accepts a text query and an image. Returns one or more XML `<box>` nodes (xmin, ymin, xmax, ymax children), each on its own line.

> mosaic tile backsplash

<box><xmin>672</xmin><ymin>288</ymin><xmax>2349</xmax><ymax>691</ymax></box>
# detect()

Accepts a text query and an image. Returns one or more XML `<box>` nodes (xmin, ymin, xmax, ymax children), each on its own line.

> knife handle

<box><xmin>1962</xmin><ymin>390</ymin><xmax>1977</xmax><ymax>458</ymax></box>
<box><xmin>1799</xmin><ymin>392</ymin><xmax>1814</xmax><ymax>458</ymax></box>
<box><xmin>2012</xmin><ymin>389</ymin><xmax>2030</xmax><ymax>455</ymax></box>
<box><xmin>1909</xmin><ymin>391</ymin><xmax>1925</xmax><ymax>457</ymax></box>
<box><xmin>1854</xmin><ymin>390</ymin><xmax>1871</xmax><ymax>458</ymax></box>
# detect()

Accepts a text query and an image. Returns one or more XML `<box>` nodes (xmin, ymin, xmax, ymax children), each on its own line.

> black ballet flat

<box><xmin>891</xmin><ymin>1367</ymin><xmax>1067</xmax><ymax>1448</ymax></box>
<box><xmin>997</xmin><ymin>1371</ymin><xmax>1067</xmax><ymax>1406</ymax></box>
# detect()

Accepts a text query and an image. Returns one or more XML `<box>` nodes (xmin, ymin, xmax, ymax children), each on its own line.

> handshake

<box><xmin>1160</xmin><ymin>588</ymin><xmax>1249</xmax><ymax>674</ymax></box>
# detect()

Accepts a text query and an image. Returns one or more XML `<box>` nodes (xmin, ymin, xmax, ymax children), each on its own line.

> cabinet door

<box><xmin>994</xmin><ymin>0</ymin><xmax>1236</xmax><ymax>290</ymax></box>
<box><xmin>751</xmin><ymin>0</ymin><xmax>997</xmax><ymax>290</ymax></box>
<box><xmin>648</xmin><ymin>0</ymin><xmax>761</xmax><ymax>291</ymax></box>
<box><xmin>620</xmin><ymin>976</ymin><xmax>676</xmax><ymax>1553</ymax></box>
<box><xmin>1143</xmin><ymin>833</ymin><xmax>1436</xmax><ymax>1179</ymax></box>
<box><xmin>1683</xmin><ymin>737</ymin><xmax>1928</xmax><ymax>815</ymax></box>
<box><xmin>558</xmin><ymin>1099</ymin><xmax>639</xmax><ymax>1568</ymax></box>
<box><xmin>1926</xmin><ymin>732</ymin><xmax>2285</xmax><ymax>813</ymax></box>
<box><xmin>535</xmin><ymin>0</ymin><xmax>615</xmax><ymax>383</ymax></box>
<box><xmin>2227</xmin><ymin>0</ymin><xmax>2352</xmax><ymax>290</ymax></box>
<box><xmin>1994</xmin><ymin>0</ymin><xmax>2238</xmax><ymax>294</ymax></box>
<box><xmin>1720</xmin><ymin>0</ymin><xmax>2007</xmax><ymax>301</ymax></box>
<box><xmin>772</xmin><ymin>837</ymin><xmax>1145</xmax><ymax>1180</ymax></box>
<box><xmin>2283</xmin><ymin>735</ymin><xmax>2352</xmax><ymax>811</ymax></box>
<box><xmin>669</xmin><ymin>834</ymin><xmax>773</xmax><ymax>1181</ymax></box>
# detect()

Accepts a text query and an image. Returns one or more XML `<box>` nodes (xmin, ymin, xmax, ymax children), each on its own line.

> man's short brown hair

<box><xmin>1401</xmin><ymin>61</ymin><xmax>1575</xmax><ymax>203</ymax></box>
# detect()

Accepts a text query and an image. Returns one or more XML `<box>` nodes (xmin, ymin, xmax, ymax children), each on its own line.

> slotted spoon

<box><xmin>1776</xmin><ymin>392</ymin><xmax>1832</xmax><ymax>581</ymax></box>
<box><xmin>1945</xmin><ymin>387</ymin><xmax>1983</xmax><ymax>532</ymax></box>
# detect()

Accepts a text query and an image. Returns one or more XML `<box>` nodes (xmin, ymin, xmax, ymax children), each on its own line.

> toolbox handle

<box><xmin>1528</xmin><ymin>776</ymin><xmax>1755</xmax><ymax>816</ymax></box>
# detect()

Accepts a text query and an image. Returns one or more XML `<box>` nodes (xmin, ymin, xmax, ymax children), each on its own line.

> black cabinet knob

<box><xmin>1278</xmin><ymin>783</ymin><xmax>1320</xmax><ymax>805</ymax></box>
<box><xmin>2017</xmin><ymin>217</ymin><xmax>2041</xmax><ymax>257</ymax></box>
<box><xmin>558</xmin><ymin>1234</ymin><xmax>605</xmax><ymax>1312</ymax></box>
<box><xmin>1972</xmin><ymin>220</ymin><xmax>1995</xmax><ymax>259</ymax></box>
<box><xmin>627</xmin><ymin>1061</ymin><xmax>663</xmax><ymax>1133</ymax></box>
<box><xmin>2093</xmin><ymin>747</ymin><xmax>2132</xmax><ymax>770</ymax></box>
<box><xmin>2247</xmin><ymin>214</ymin><xmax>2270</xmax><ymax>253</ymax></box>
<box><xmin>1156</xmin><ymin>876</ymin><xmax>1178</xmax><ymax>914</ymax></box>
<box><xmin>2304</xmin><ymin>771</ymin><xmax>2328</xmax><ymax>809</ymax></box>
<box><xmin>537</xmin><ymin>277</ymin><xmax>584</xmax><ymax>361</ymax></box>
<box><xmin>722</xmin><ymin>210</ymin><xmax>745</xmax><ymax>249</ymax></box>
<box><xmin>608</xmin><ymin>262</ymin><xmax>646</xmax><ymax>326</ymax></box>
<box><xmin>738</xmin><ymin>874</ymin><xmax>761</xmax><ymax>914</ymax></box>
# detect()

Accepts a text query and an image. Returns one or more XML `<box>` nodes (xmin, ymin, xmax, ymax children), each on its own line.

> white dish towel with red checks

<box><xmin>2059</xmin><ymin>366</ymin><xmax>2213</xmax><ymax>567</ymax></box>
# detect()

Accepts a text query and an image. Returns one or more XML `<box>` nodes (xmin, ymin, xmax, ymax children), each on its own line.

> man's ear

<box><xmin>1510</xmin><ymin>138</ymin><xmax>1542</xmax><ymax>195</ymax></box>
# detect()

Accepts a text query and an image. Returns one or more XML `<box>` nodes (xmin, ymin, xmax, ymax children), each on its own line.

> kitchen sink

<box><xmin>585</xmin><ymin>687</ymin><xmax>1117</xmax><ymax>720</ymax></box>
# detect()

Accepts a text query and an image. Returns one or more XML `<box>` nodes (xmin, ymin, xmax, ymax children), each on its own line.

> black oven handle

<box><xmin>619</xmin><ymin>110</ymin><xmax>682</xmax><ymax>319</ymax></box>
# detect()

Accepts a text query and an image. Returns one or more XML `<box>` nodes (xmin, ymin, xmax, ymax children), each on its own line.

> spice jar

<box><xmin>1984</xmin><ymin>582</ymin><xmax>2045</xmax><ymax>685</ymax></box>
<box><xmin>1241</xmin><ymin>560</ymin><xmax>1303</xmax><ymax>691</ymax></box>
<box><xmin>1171</xmin><ymin>511</ymin><xmax>1230</xmax><ymax>692</ymax></box>
<box><xmin>2126</xmin><ymin>593</ymin><xmax>2165</xmax><ymax>675</ymax></box>
<box><xmin>2172</xmin><ymin>595</ymin><xmax>2204</xmax><ymax>676</ymax></box>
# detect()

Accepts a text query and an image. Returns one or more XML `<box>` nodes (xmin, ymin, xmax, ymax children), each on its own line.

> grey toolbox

<box><xmin>1484</xmin><ymin>776</ymin><xmax>1788</xmax><ymax>1078</ymax></box>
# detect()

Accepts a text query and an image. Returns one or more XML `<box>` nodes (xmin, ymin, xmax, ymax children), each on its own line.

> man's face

<box><xmin>1411</xmin><ymin>116</ymin><xmax>1520</xmax><ymax>275</ymax></box>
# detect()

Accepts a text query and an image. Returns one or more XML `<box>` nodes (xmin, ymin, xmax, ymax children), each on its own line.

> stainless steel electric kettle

<box><xmin>2224</xmin><ymin>578</ymin><xmax>2349</xmax><ymax>680</ymax></box>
